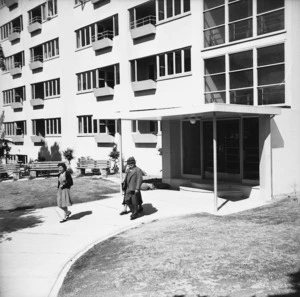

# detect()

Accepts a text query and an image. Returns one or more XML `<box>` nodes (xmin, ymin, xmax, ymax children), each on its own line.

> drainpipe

<box><xmin>213</xmin><ymin>112</ymin><xmax>218</xmax><ymax>212</ymax></box>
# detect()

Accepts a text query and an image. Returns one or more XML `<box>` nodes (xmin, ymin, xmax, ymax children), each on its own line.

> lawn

<box><xmin>58</xmin><ymin>197</ymin><xmax>300</xmax><ymax>297</ymax></box>
<box><xmin>0</xmin><ymin>175</ymin><xmax>120</xmax><ymax>210</ymax></box>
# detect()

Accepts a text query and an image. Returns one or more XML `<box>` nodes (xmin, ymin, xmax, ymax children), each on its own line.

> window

<box><xmin>3</xmin><ymin>86</ymin><xmax>26</xmax><ymax>105</ymax></box>
<box><xmin>204</xmin><ymin>0</ymin><xmax>285</xmax><ymax>48</ymax></box>
<box><xmin>76</xmin><ymin>15</ymin><xmax>118</xmax><ymax>49</ymax></box>
<box><xmin>47</xmin><ymin>0</ymin><xmax>58</xmax><ymax>18</ymax></box>
<box><xmin>158</xmin><ymin>47</ymin><xmax>191</xmax><ymax>79</ymax></box>
<box><xmin>30</xmin><ymin>38</ymin><xmax>59</xmax><ymax>63</ymax></box>
<box><xmin>4</xmin><ymin>122</ymin><xmax>15</xmax><ymax>136</ymax></box>
<box><xmin>45</xmin><ymin>118</ymin><xmax>61</xmax><ymax>135</ymax></box>
<box><xmin>32</xmin><ymin>79</ymin><xmax>60</xmax><ymax>99</ymax></box>
<box><xmin>0</xmin><ymin>16</ymin><xmax>23</xmax><ymax>41</ymax></box>
<box><xmin>3</xmin><ymin>121</ymin><xmax>27</xmax><ymax>137</ymax></box>
<box><xmin>77</xmin><ymin>64</ymin><xmax>119</xmax><ymax>92</ymax></box>
<box><xmin>4</xmin><ymin>51</ymin><xmax>25</xmax><ymax>71</ymax></box>
<box><xmin>94</xmin><ymin>120</ymin><xmax>116</xmax><ymax>136</ymax></box>
<box><xmin>131</xmin><ymin>120</ymin><xmax>158</xmax><ymax>134</ymax></box>
<box><xmin>204</xmin><ymin>43</ymin><xmax>285</xmax><ymax>105</ymax></box>
<box><xmin>158</xmin><ymin>0</ymin><xmax>190</xmax><ymax>22</ymax></box>
<box><xmin>78</xmin><ymin>116</ymin><xmax>93</xmax><ymax>134</ymax></box>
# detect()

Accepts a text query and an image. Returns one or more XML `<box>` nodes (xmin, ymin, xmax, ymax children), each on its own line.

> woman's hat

<box><xmin>126</xmin><ymin>157</ymin><xmax>136</xmax><ymax>164</ymax></box>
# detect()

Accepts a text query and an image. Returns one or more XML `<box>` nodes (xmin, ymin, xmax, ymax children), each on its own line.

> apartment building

<box><xmin>0</xmin><ymin>0</ymin><xmax>299</xmax><ymax>201</ymax></box>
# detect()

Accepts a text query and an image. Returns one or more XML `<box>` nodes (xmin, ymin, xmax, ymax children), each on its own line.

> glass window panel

<box><xmin>229</xmin><ymin>0</ymin><xmax>252</xmax><ymax>22</ymax></box>
<box><xmin>159</xmin><ymin>54</ymin><xmax>165</xmax><ymax>77</ymax></box>
<box><xmin>87</xmin><ymin>116</ymin><xmax>92</xmax><ymax>133</ymax></box>
<box><xmin>230</xmin><ymin>50</ymin><xmax>253</xmax><ymax>71</ymax></box>
<box><xmin>175</xmin><ymin>0</ymin><xmax>181</xmax><ymax>15</ymax></box>
<box><xmin>204</xmin><ymin>7</ymin><xmax>224</xmax><ymax>29</ymax></box>
<box><xmin>205</xmin><ymin>92</ymin><xmax>226</xmax><ymax>103</ymax></box>
<box><xmin>257</xmin><ymin>44</ymin><xmax>284</xmax><ymax>66</ymax></box>
<box><xmin>175</xmin><ymin>50</ymin><xmax>182</xmax><ymax>74</ymax></box>
<box><xmin>257</xmin><ymin>0</ymin><xmax>284</xmax><ymax>14</ymax></box>
<box><xmin>182</xmin><ymin>121</ymin><xmax>201</xmax><ymax>175</ymax></box>
<box><xmin>258</xmin><ymin>85</ymin><xmax>285</xmax><ymax>105</ymax></box>
<box><xmin>204</xmin><ymin>0</ymin><xmax>224</xmax><ymax>10</ymax></box>
<box><xmin>167</xmin><ymin>52</ymin><xmax>174</xmax><ymax>75</ymax></box>
<box><xmin>107</xmin><ymin>120</ymin><xmax>115</xmax><ymax>135</ymax></box>
<box><xmin>205</xmin><ymin>74</ymin><xmax>225</xmax><ymax>92</ymax></box>
<box><xmin>204</xmin><ymin>26</ymin><xmax>225</xmax><ymax>47</ymax></box>
<box><xmin>183</xmin><ymin>0</ymin><xmax>190</xmax><ymax>12</ymax></box>
<box><xmin>87</xmin><ymin>72</ymin><xmax>91</xmax><ymax>89</ymax></box>
<box><xmin>58</xmin><ymin>119</ymin><xmax>61</xmax><ymax>134</ymax></box>
<box><xmin>167</xmin><ymin>0</ymin><xmax>173</xmax><ymax>18</ymax></box>
<box><xmin>230</xmin><ymin>89</ymin><xmax>253</xmax><ymax>105</ymax></box>
<box><xmin>158</xmin><ymin>0</ymin><xmax>164</xmax><ymax>21</ymax></box>
<box><xmin>230</xmin><ymin>70</ymin><xmax>253</xmax><ymax>89</ymax></box>
<box><xmin>205</xmin><ymin>56</ymin><xmax>225</xmax><ymax>74</ymax></box>
<box><xmin>99</xmin><ymin>120</ymin><xmax>106</xmax><ymax>133</ymax></box>
<box><xmin>184</xmin><ymin>48</ymin><xmax>191</xmax><ymax>72</ymax></box>
<box><xmin>257</xmin><ymin>10</ymin><xmax>284</xmax><ymax>35</ymax></box>
<box><xmin>258</xmin><ymin>65</ymin><xmax>284</xmax><ymax>86</ymax></box>
<box><xmin>229</xmin><ymin>19</ymin><xmax>252</xmax><ymax>42</ymax></box>
<box><xmin>93</xmin><ymin>119</ymin><xmax>97</xmax><ymax>133</ymax></box>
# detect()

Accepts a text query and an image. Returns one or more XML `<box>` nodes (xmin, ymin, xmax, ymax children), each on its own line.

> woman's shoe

<box><xmin>120</xmin><ymin>210</ymin><xmax>128</xmax><ymax>215</ymax></box>
<box><xmin>60</xmin><ymin>218</ymin><xmax>67</xmax><ymax>223</ymax></box>
<box><xmin>66</xmin><ymin>211</ymin><xmax>71</xmax><ymax>218</ymax></box>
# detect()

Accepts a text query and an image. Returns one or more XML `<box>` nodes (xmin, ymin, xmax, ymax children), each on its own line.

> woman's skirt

<box><xmin>57</xmin><ymin>188</ymin><xmax>72</xmax><ymax>207</ymax></box>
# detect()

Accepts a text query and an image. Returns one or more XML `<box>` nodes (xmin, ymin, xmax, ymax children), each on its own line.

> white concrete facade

<box><xmin>1</xmin><ymin>0</ymin><xmax>299</xmax><ymax>199</ymax></box>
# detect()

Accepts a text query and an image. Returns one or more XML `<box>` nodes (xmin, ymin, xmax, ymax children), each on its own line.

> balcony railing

<box><xmin>29</xmin><ymin>55</ymin><xmax>43</xmax><ymax>70</ymax></box>
<box><xmin>130</xmin><ymin>15</ymin><xmax>156</xmax><ymax>29</ymax></box>
<box><xmin>8</xmin><ymin>27</ymin><xmax>21</xmax><ymax>42</ymax></box>
<box><xmin>92</xmin><ymin>30</ymin><xmax>114</xmax><ymax>51</ymax></box>
<box><xmin>28</xmin><ymin>16</ymin><xmax>42</xmax><ymax>33</ymax></box>
<box><xmin>130</xmin><ymin>16</ymin><xmax>156</xmax><ymax>40</ymax></box>
<box><xmin>9</xmin><ymin>62</ymin><xmax>23</xmax><ymax>76</ymax></box>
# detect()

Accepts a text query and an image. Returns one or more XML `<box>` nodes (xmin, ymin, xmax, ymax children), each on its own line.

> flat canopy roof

<box><xmin>118</xmin><ymin>103</ymin><xmax>281</xmax><ymax>121</ymax></box>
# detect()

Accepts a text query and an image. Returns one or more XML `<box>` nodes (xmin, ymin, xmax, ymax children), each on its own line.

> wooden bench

<box><xmin>0</xmin><ymin>163</ymin><xmax>21</xmax><ymax>180</ymax></box>
<box><xmin>76</xmin><ymin>159</ymin><xmax>111</xmax><ymax>176</ymax></box>
<box><xmin>29</xmin><ymin>161</ymin><xmax>65</xmax><ymax>178</ymax></box>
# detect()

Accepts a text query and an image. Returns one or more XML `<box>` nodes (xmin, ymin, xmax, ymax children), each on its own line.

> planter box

<box><xmin>94</xmin><ymin>87</ymin><xmax>114</xmax><ymax>98</ymax></box>
<box><xmin>132</xmin><ymin>79</ymin><xmax>157</xmax><ymax>92</ymax></box>
<box><xmin>132</xmin><ymin>133</ymin><xmax>157</xmax><ymax>144</ymax></box>
<box><xmin>6</xmin><ymin>0</ymin><xmax>18</xmax><ymax>7</ymax></box>
<box><xmin>12</xmin><ymin>135</ymin><xmax>24</xmax><ymax>143</ymax></box>
<box><xmin>31</xmin><ymin>135</ymin><xmax>45</xmax><ymax>143</ymax></box>
<box><xmin>29</xmin><ymin>61</ymin><xmax>43</xmax><ymax>70</ymax></box>
<box><xmin>28</xmin><ymin>22</ymin><xmax>42</xmax><ymax>33</ymax></box>
<box><xmin>10</xmin><ymin>102</ymin><xmax>23</xmax><ymax>109</ymax></box>
<box><xmin>9</xmin><ymin>67</ymin><xmax>22</xmax><ymax>76</ymax></box>
<box><xmin>131</xmin><ymin>23</ymin><xmax>156</xmax><ymax>40</ymax></box>
<box><xmin>92</xmin><ymin>38</ymin><xmax>113</xmax><ymax>51</ymax></box>
<box><xmin>8</xmin><ymin>32</ymin><xmax>20</xmax><ymax>42</ymax></box>
<box><xmin>30</xmin><ymin>99</ymin><xmax>44</xmax><ymax>107</ymax></box>
<box><xmin>94</xmin><ymin>134</ymin><xmax>115</xmax><ymax>144</ymax></box>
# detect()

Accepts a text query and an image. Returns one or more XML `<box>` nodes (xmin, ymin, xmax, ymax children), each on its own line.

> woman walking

<box><xmin>57</xmin><ymin>162</ymin><xmax>73</xmax><ymax>223</ymax></box>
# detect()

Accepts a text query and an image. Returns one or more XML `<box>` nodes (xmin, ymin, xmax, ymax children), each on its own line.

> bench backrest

<box><xmin>78</xmin><ymin>159</ymin><xmax>110</xmax><ymax>168</ymax></box>
<box><xmin>30</xmin><ymin>161</ymin><xmax>65</xmax><ymax>170</ymax></box>
<box><xmin>0</xmin><ymin>163</ymin><xmax>20</xmax><ymax>172</ymax></box>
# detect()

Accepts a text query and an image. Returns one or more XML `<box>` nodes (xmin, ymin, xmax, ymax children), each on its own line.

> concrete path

<box><xmin>0</xmin><ymin>180</ymin><xmax>268</xmax><ymax>297</ymax></box>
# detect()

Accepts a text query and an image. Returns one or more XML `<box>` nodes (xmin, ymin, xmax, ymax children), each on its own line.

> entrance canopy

<box><xmin>118</xmin><ymin>103</ymin><xmax>281</xmax><ymax>121</ymax></box>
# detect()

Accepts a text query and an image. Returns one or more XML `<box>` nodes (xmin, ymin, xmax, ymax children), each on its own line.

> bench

<box><xmin>0</xmin><ymin>163</ymin><xmax>21</xmax><ymax>180</ymax></box>
<box><xmin>29</xmin><ymin>161</ymin><xmax>65</xmax><ymax>178</ymax></box>
<box><xmin>76</xmin><ymin>158</ymin><xmax>111</xmax><ymax>176</ymax></box>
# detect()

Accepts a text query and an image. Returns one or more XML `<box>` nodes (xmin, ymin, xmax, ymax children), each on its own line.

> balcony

<box><xmin>94</xmin><ymin>134</ymin><xmax>115</xmax><ymax>144</ymax></box>
<box><xmin>132</xmin><ymin>133</ymin><xmax>157</xmax><ymax>144</ymax></box>
<box><xmin>130</xmin><ymin>16</ymin><xmax>156</xmax><ymax>40</ymax></box>
<box><xmin>29</xmin><ymin>56</ymin><xmax>43</xmax><ymax>70</ymax></box>
<box><xmin>92</xmin><ymin>31</ymin><xmax>113</xmax><ymax>51</ymax></box>
<box><xmin>31</xmin><ymin>135</ymin><xmax>45</xmax><ymax>143</ymax></box>
<box><xmin>10</xmin><ymin>102</ymin><xmax>23</xmax><ymax>110</ymax></box>
<box><xmin>28</xmin><ymin>17</ymin><xmax>42</xmax><ymax>33</ymax></box>
<box><xmin>132</xmin><ymin>79</ymin><xmax>157</xmax><ymax>92</ymax></box>
<box><xmin>8</xmin><ymin>28</ymin><xmax>21</xmax><ymax>42</ymax></box>
<box><xmin>6</xmin><ymin>0</ymin><xmax>18</xmax><ymax>8</ymax></box>
<box><xmin>12</xmin><ymin>135</ymin><xmax>24</xmax><ymax>143</ymax></box>
<box><xmin>9</xmin><ymin>63</ymin><xmax>22</xmax><ymax>76</ymax></box>
<box><xmin>30</xmin><ymin>99</ymin><xmax>44</xmax><ymax>107</ymax></box>
<box><xmin>94</xmin><ymin>86</ymin><xmax>114</xmax><ymax>98</ymax></box>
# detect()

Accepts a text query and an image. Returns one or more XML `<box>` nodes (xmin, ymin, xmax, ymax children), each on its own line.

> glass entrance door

<box><xmin>203</xmin><ymin>119</ymin><xmax>240</xmax><ymax>181</ymax></box>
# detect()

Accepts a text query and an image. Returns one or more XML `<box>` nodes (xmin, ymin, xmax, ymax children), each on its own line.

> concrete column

<box><xmin>259</xmin><ymin>115</ymin><xmax>272</xmax><ymax>201</ymax></box>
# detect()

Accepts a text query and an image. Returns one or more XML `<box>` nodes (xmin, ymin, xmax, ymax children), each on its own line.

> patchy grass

<box><xmin>0</xmin><ymin>176</ymin><xmax>120</xmax><ymax>211</ymax></box>
<box><xmin>59</xmin><ymin>197</ymin><xmax>300</xmax><ymax>297</ymax></box>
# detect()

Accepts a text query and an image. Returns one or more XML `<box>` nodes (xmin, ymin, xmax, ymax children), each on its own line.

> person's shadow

<box><xmin>139</xmin><ymin>203</ymin><xmax>157</xmax><ymax>218</ymax></box>
<box><xmin>68</xmin><ymin>211</ymin><xmax>92</xmax><ymax>221</ymax></box>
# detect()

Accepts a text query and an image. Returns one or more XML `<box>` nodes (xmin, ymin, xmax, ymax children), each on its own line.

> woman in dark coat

<box><xmin>121</xmin><ymin>157</ymin><xmax>143</xmax><ymax>220</ymax></box>
<box><xmin>57</xmin><ymin>162</ymin><xmax>73</xmax><ymax>223</ymax></box>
